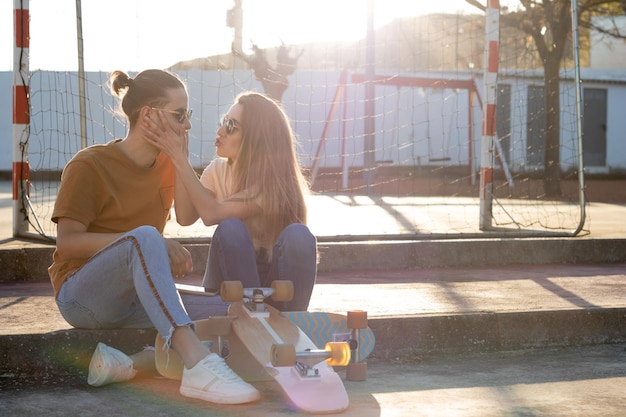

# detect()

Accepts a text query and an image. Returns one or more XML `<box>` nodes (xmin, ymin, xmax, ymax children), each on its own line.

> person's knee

<box><xmin>278</xmin><ymin>224</ymin><xmax>316</xmax><ymax>259</ymax></box>
<box><xmin>129</xmin><ymin>225</ymin><xmax>161</xmax><ymax>240</ymax></box>
<box><xmin>214</xmin><ymin>218</ymin><xmax>247</xmax><ymax>238</ymax></box>
<box><xmin>122</xmin><ymin>225</ymin><xmax>165</xmax><ymax>254</ymax></box>
<box><xmin>213</xmin><ymin>218</ymin><xmax>252</xmax><ymax>249</ymax></box>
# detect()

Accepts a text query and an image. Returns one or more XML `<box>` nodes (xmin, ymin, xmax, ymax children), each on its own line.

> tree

<box><xmin>467</xmin><ymin>0</ymin><xmax>626</xmax><ymax>197</ymax></box>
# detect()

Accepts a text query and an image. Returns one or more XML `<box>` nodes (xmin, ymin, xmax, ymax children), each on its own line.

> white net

<box><xmin>12</xmin><ymin>0</ymin><xmax>587</xmax><ymax>241</ymax></box>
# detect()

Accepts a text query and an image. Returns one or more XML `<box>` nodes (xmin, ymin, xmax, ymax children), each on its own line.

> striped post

<box><xmin>13</xmin><ymin>0</ymin><xmax>30</xmax><ymax>236</ymax></box>
<box><xmin>479</xmin><ymin>0</ymin><xmax>500</xmax><ymax>230</ymax></box>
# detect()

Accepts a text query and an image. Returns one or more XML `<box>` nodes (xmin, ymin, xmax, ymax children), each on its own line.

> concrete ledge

<box><xmin>0</xmin><ymin>245</ymin><xmax>55</xmax><ymax>282</ymax></box>
<box><xmin>369</xmin><ymin>308</ymin><xmax>626</xmax><ymax>359</ymax></box>
<box><xmin>2</xmin><ymin>238</ymin><xmax>626</xmax><ymax>283</ymax></box>
<box><xmin>0</xmin><ymin>328</ymin><xmax>157</xmax><ymax>379</ymax></box>
<box><xmin>2</xmin><ymin>308</ymin><xmax>624</xmax><ymax>379</ymax></box>
<box><xmin>316</xmin><ymin>238</ymin><xmax>626</xmax><ymax>271</ymax></box>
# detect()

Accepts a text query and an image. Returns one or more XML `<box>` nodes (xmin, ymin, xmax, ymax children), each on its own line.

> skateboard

<box><xmin>158</xmin><ymin>281</ymin><xmax>351</xmax><ymax>414</ymax></box>
<box><xmin>176</xmin><ymin>283</ymin><xmax>376</xmax><ymax>352</ymax></box>
<box><xmin>223</xmin><ymin>280</ymin><xmax>350</xmax><ymax>414</ymax></box>
<box><xmin>173</xmin><ymin>281</ymin><xmax>374</xmax><ymax>379</ymax></box>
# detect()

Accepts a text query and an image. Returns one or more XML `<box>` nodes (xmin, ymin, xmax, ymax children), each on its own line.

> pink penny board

<box><xmin>228</xmin><ymin>302</ymin><xmax>349</xmax><ymax>414</ymax></box>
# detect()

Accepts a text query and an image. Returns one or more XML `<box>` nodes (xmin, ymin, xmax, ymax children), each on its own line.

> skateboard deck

<box><xmin>228</xmin><ymin>301</ymin><xmax>349</xmax><ymax>414</ymax></box>
<box><xmin>159</xmin><ymin>282</ymin><xmax>351</xmax><ymax>412</ymax></box>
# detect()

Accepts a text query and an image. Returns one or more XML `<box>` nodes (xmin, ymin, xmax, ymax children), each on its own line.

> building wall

<box><xmin>1</xmin><ymin>70</ymin><xmax>625</xmax><ymax>175</ymax></box>
<box><xmin>606</xmin><ymin>83</ymin><xmax>626</xmax><ymax>170</ymax></box>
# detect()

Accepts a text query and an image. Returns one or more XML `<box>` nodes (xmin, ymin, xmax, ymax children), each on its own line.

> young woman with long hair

<box><xmin>144</xmin><ymin>91</ymin><xmax>316</xmax><ymax>312</ymax></box>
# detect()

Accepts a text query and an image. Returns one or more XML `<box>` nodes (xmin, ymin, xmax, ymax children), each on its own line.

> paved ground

<box><xmin>3</xmin><ymin>263</ymin><xmax>626</xmax><ymax>335</ymax></box>
<box><xmin>1</xmin><ymin>344</ymin><xmax>625</xmax><ymax>416</ymax></box>
<box><xmin>1</xmin><ymin>179</ymin><xmax>626</xmax><ymax>415</ymax></box>
<box><xmin>3</xmin><ymin>179</ymin><xmax>626</xmax><ymax>241</ymax></box>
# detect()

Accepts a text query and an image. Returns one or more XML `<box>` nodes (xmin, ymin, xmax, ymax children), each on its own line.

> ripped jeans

<box><xmin>55</xmin><ymin>225</ymin><xmax>227</xmax><ymax>346</ymax></box>
<box><xmin>202</xmin><ymin>218</ymin><xmax>317</xmax><ymax>311</ymax></box>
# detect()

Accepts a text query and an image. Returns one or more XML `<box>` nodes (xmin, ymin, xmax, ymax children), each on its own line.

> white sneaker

<box><xmin>180</xmin><ymin>353</ymin><xmax>260</xmax><ymax>404</ymax></box>
<box><xmin>87</xmin><ymin>342</ymin><xmax>137</xmax><ymax>387</ymax></box>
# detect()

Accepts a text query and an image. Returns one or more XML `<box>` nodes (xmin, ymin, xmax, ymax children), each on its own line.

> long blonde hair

<box><xmin>231</xmin><ymin>92</ymin><xmax>309</xmax><ymax>252</ymax></box>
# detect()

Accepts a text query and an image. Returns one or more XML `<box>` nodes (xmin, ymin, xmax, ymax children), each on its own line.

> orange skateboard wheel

<box><xmin>270</xmin><ymin>343</ymin><xmax>296</xmax><ymax>367</ymax></box>
<box><xmin>220</xmin><ymin>281</ymin><xmax>244</xmax><ymax>302</ymax></box>
<box><xmin>271</xmin><ymin>280</ymin><xmax>294</xmax><ymax>302</ymax></box>
<box><xmin>324</xmin><ymin>342</ymin><xmax>351</xmax><ymax>367</ymax></box>
<box><xmin>347</xmin><ymin>310</ymin><xmax>368</xmax><ymax>329</ymax></box>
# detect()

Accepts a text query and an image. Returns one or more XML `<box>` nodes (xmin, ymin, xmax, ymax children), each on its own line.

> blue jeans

<box><xmin>55</xmin><ymin>226</ymin><xmax>227</xmax><ymax>346</ymax></box>
<box><xmin>202</xmin><ymin>218</ymin><xmax>317</xmax><ymax>311</ymax></box>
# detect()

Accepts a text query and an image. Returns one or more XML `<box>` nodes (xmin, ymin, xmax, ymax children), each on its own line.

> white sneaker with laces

<box><xmin>180</xmin><ymin>353</ymin><xmax>260</xmax><ymax>404</ymax></box>
<box><xmin>87</xmin><ymin>342</ymin><xmax>137</xmax><ymax>387</ymax></box>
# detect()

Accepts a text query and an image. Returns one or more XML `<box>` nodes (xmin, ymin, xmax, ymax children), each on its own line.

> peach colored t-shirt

<box><xmin>199</xmin><ymin>158</ymin><xmax>267</xmax><ymax>252</ymax></box>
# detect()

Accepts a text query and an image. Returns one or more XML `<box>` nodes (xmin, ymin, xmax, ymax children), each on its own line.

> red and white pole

<box><xmin>479</xmin><ymin>0</ymin><xmax>499</xmax><ymax>230</ymax></box>
<box><xmin>13</xmin><ymin>0</ymin><xmax>30</xmax><ymax>236</ymax></box>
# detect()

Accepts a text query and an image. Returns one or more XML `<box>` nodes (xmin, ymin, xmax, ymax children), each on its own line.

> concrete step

<box><xmin>2</xmin><ymin>237</ymin><xmax>626</xmax><ymax>282</ymax></box>
<box><xmin>2</xmin><ymin>263</ymin><xmax>625</xmax><ymax>380</ymax></box>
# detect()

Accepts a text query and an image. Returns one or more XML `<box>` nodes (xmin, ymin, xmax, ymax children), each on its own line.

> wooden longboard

<box><xmin>228</xmin><ymin>301</ymin><xmax>349</xmax><ymax>414</ymax></box>
<box><xmin>167</xmin><ymin>282</ymin><xmax>373</xmax><ymax>381</ymax></box>
<box><xmin>154</xmin><ymin>306</ymin><xmax>351</xmax><ymax>413</ymax></box>
<box><xmin>155</xmin><ymin>312</ymin><xmax>375</xmax><ymax>383</ymax></box>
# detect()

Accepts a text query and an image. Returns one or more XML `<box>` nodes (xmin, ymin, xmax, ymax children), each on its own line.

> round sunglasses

<box><xmin>150</xmin><ymin>107</ymin><xmax>192</xmax><ymax>124</ymax></box>
<box><xmin>220</xmin><ymin>115</ymin><xmax>240</xmax><ymax>135</ymax></box>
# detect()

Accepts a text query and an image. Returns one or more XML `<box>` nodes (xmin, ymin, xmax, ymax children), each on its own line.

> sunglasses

<box><xmin>150</xmin><ymin>107</ymin><xmax>192</xmax><ymax>124</ymax></box>
<box><xmin>220</xmin><ymin>115</ymin><xmax>240</xmax><ymax>135</ymax></box>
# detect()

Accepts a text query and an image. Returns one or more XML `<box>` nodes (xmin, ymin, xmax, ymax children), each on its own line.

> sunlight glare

<box><xmin>2</xmin><ymin>0</ymin><xmax>483</xmax><ymax>71</ymax></box>
<box><xmin>242</xmin><ymin>0</ymin><xmax>479</xmax><ymax>49</ymax></box>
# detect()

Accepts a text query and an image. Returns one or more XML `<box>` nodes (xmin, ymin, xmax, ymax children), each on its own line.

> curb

<box><xmin>2</xmin><ymin>238</ymin><xmax>626</xmax><ymax>282</ymax></box>
<box><xmin>372</xmin><ymin>308</ymin><xmax>626</xmax><ymax>360</ymax></box>
<box><xmin>2</xmin><ymin>308</ymin><xmax>625</xmax><ymax>379</ymax></box>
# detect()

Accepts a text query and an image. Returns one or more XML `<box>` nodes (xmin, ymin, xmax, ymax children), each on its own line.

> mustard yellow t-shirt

<box><xmin>48</xmin><ymin>139</ymin><xmax>175</xmax><ymax>296</ymax></box>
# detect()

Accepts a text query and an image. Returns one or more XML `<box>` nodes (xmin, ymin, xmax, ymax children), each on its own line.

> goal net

<box><xmin>9</xmin><ymin>0</ymin><xmax>586</xmax><ymax>241</ymax></box>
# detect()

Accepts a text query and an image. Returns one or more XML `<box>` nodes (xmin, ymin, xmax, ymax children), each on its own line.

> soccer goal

<box><xmin>9</xmin><ymin>0</ymin><xmax>586</xmax><ymax>241</ymax></box>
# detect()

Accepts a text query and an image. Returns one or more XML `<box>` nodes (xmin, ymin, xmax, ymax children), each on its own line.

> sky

<box><xmin>1</xmin><ymin>0</ymin><xmax>490</xmax><ymax>72</ymax></box>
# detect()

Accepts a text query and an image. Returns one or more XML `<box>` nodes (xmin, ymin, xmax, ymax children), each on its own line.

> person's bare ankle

<box><xmin>171</xmin><ymin>326</ymin><xmax>213</xmax><ymax>369</ymax></box>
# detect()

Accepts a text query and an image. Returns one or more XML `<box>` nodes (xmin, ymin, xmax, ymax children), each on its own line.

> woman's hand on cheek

<box><xmin>141</xmin><ymin>112</ymin><xmax>165</xmax><ymax>148</ymax></box>
<box><xmin>141</xmin><ymin>111</ymin><xmax>185</xmax><ymax>161</ymax></box>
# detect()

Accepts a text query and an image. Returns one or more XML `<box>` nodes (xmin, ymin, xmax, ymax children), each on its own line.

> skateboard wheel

<box><xmin>270</xmin><ymin>343</ymin><xmax>296</xmax><ymax>367</ymax></box>
<box><xmin>325</xmin><ymin>342</ymin><xmax>351</xmax><ymax>367</ymax></box>
<box><xmin>220</xmin><ymin>281</ymin><xmax>244</xmax><ymax>302</ymax></box>
<box><xmin>271</xmin><ymin>280</ymin><xmax>294</xmax><ymax>302</ymax></box>
<box><xmin>346</xmin><ymin>361</ymin><xmax>367</xmax><ymax>381</ymax></box>
<box><xmin>347</xmin><ymin>310</ymin><xmax>368</xmax><ymax>329</ymax></box>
